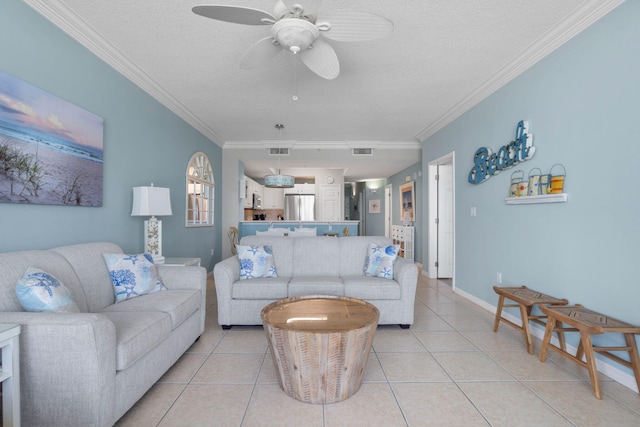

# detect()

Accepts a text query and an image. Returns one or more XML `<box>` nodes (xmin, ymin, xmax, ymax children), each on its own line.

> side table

<box><xmin>1</xmin><ymin>323</ymin><xmax>21</xmax><ymax>427</ymax></box>
<box><xmin>162</xmin><ymin>257</ymin><xmax>201</xmax><ymax>267</ymax></box>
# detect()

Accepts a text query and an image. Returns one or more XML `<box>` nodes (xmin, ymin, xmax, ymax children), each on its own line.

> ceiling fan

<box><xmin>192</xmin><ymin>1</ymin><xmax>393</xmax><ymax>80</ymax></box>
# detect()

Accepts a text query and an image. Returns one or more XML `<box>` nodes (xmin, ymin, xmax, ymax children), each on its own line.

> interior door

<box><xmin>319</xmin><ymin>184</ymin><xmax>340</xmax><ymax>221</ymax></box>
<box><xmin>437</xmin><ymin>164</ymin><xmax>454</xmax><ymax>278</ymax></box>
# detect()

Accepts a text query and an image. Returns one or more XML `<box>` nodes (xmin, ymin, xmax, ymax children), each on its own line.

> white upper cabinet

<box><xmin>263</xmin><ymin>187</ymin><xmax>284</xmax><ymax>209</ymax></box>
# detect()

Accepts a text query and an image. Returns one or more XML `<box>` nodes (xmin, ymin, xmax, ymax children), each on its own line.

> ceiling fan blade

<box><xmin>280</xmin><ymin>0</ymin><xmax>323</xmax><ymax>22</ymax></box>
<box><xmin>300</xmin><ymin>39</ymin><xmax>339</xmax><ymax>80</ymax></box>
<box><xmin>240</xmin><ymin>37</ymin><xmax>283</xmax><ymax>69</ymax></box>
<box><xmin>319</xmin><ymin>11</ymin><xmax>393</xmax><ymax>42</ymax></box>
<box><xmin>192</xmin><ymin>5</ymin><xmax>276</xmax><ymax>25</ymax></box>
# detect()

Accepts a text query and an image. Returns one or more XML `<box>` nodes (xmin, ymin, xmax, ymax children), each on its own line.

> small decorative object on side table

<box><xmin>162</xmin><ymin>257</ymin><xmax>201</xmax><ymax>267</ymax></box>
<box><xmin>1</xmin><ymin>323</ymin><xmax>21</xmax><ymax>427</ymax></box>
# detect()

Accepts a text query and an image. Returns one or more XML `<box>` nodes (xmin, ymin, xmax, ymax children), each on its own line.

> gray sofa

<box><xmin>0</xmin><ymin>242</ymin><xmax>207</xmax><ymax>427</ymax></box>
<box><xmin>213</xmin><ymin>236</ymin><xmax>418</xmax><ymax>328</ymax></box>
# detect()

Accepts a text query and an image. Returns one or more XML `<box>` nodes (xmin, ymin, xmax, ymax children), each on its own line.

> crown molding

<box><xmin>23</xmin><ymin>0</ymin><xmax>225</xmax><ymax>145</ymax></box>
<box><xmin>224</xmin><ymin>140</ymin><xmax>421</xmax><ymax>150</ymax></box>
<box><xmin>415</xmin><ymin>0</ymin><xmax>625</xmax><ymax>142</ymax></box>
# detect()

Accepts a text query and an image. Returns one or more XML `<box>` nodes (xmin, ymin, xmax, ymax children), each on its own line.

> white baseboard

<box><xmin>453</xmin><ymin>286</ymin><xmax>639</xmax><ymax>393</ymax></box>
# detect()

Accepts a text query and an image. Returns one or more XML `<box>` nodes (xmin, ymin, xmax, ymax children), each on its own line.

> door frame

<box><xmin>384</xmin><ymin>184</ymin><xmax>392</xmax><ymax>238</ymax></box>
<box><xmin>427</xmin><ymin>151</ymin><xmax>456</xmax><ymax>287</ymax></box>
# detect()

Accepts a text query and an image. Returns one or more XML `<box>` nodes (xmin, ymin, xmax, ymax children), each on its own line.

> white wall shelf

<box><xmin>505</xmin><ymin>193</ymin><xmax>568</xmax><ymax>205</ymax></box>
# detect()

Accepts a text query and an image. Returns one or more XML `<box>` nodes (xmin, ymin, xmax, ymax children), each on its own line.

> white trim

<box><xmin>416</xmin><ymin>0</ymin><xmax>625</xmax><ymax>141</ymax></box>
<box><xmin>453</xmin><ymin>286</ymin><xmax>640</xmax><ymax>394</ymax></box>
<box><xmin>23</xmin><ymin>0</ymin><xmax>224</xmax><ymax>145</ymax></box>
<box><xmin>427</xmin><ymin>152</ymin><xmax>455</xmax><ymax>286</ymax></box>
<box><xmin>224</xmin><ymin>140</ymin><xmax>421</xmax><ymax>150</ymax></box>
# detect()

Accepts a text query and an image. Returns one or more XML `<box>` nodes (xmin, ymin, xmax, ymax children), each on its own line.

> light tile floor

<box><xmin>116</xmin><ymin>275</ymin><xmax>640</xmax><ymax>426</ymax></box>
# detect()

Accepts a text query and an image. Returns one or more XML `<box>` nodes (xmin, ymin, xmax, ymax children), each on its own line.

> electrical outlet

<box><xmin>211</xmin><ymin>248</ymin><xmax>214</xmax><ymax>256</ymax></box>
<box><xmin>497</xmin><ymin>272</ymin><xmax>502</xmax><ymax>284</ymax></box>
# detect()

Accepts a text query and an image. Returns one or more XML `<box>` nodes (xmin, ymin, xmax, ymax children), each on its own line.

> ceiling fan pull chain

<box><xmin>292</xmin><ymin>54</ymin><xmax>299</xmax><ymax>101</ymax></box>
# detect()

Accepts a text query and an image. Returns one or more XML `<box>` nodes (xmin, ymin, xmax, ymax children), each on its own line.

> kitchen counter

<box><xmin>238</xmin><ymin>221</ymin><xmax>359</xmax><ymax>239</ymax></box>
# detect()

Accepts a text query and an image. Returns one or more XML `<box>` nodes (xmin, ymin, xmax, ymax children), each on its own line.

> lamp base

<box><xmin>144</xmin><ymin>216</ymin><xmax>164</xmax><ymax>262</ymax></box>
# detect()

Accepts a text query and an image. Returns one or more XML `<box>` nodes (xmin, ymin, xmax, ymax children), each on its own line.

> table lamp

<box><xmin>131</xmin><ymin>184</ymin><xmax>172</xmax><ymax>263</ymax></box>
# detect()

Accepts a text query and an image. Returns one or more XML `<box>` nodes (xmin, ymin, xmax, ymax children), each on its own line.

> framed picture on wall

<box><xmin>399</xmin><ymin>181</ymin><xmax>415</xmax><ymax>223</ymax></box>
<box><xmin>369</xmin><ymin>199</ymin><xmax>380</xmax><ymax>214</ymax></box>
<box><xmin>0</xmin><ymin>70</ymin><xmax>104</xmax><ymax>207</ymax></box>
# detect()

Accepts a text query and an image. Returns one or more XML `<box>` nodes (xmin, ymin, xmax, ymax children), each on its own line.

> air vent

<box><xmin>269</xmin><ymin>147</ymin><xmax>290</xmax><ymax>156</ymax></box>
<box><xmin>352</xmin><ymin>148</ymin><xmax>373</xmax><ymax>156</ymax></box>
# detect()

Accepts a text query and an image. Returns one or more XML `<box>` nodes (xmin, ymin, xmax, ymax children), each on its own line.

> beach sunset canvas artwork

<box><xmin>0</xmin><ymin>71</ymin><xmax>103</xmax><ymax>206</ymax></box>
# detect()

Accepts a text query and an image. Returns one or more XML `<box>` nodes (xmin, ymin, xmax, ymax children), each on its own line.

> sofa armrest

<box><xmin>157</xmin><ymin>265</ymin><xmax>207</xmax><ymax>291</ymax></box>
<box><xmin>213</xmin><ymin>256</ymin><xmax>240</xmax><ymax>326</ymax></box>
<box><xmin>156</xmin><ymin>265</ymin><xmax>208</xmax><ymax>333</ymax></box>
<box><xmin>0</xmin><ymin>312</ymin><xmax>116</xmax><ymax>426</ymax></box>
<box><xmin>394</xmin><ymin>257</ymin><xmax>419</xmax><ymax>297</ymax></box>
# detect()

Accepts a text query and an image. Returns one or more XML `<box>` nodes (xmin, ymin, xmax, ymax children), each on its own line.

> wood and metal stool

<box><xmin>493</xmin><ymin>285</ymin><xmax>568</xmax><ymax>354</ymax></box>
<box><xmin>538</xmin><ymin>304</ymin><xmax>640</xmax><ymax>399</ymax></box>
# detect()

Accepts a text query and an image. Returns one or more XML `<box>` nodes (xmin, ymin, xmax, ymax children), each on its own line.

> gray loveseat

<box><xmin>0</xmin><ymin>242</ymin><xmax>207</xmax><ymax>427</ymax></box>
<box><xmin>213</xmin><ymin>236</ymin><xmax>418</xmax><ymax>329</ymax></box>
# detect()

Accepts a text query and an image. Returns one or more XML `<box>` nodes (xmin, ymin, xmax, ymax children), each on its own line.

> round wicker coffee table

<box><xmin>261</xmin><ymin>295</ymin><xmax>379</xmax><ymax>404</ymax></box>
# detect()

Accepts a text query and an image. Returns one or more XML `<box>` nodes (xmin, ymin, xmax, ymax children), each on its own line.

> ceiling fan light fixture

<box><xmin>272</xmin><ymin>19</ymin><xmax>319</xmax><ymax>54</ymax></box>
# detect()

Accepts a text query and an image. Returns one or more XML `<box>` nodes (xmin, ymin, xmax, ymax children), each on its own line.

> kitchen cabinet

<box><xmin>284</xmin><ymin>183</ymin><xmax>316</xmax><ymax>194</ymax></box>
<box><xmin>263</xmin><ymin>187</ymin><xmax>284</xmax><ymax>209</ymax></box>
<box><xmin>244</xmin><ymin>176</ymin><xmax>264</xmax><ymax>208</ymax></box>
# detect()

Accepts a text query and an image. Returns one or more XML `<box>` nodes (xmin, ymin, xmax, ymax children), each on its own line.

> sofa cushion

<box><xmin>52</xmin><ymin>242</ymin><xmax>123</xmax><ymax>312</ymax></box>
<box><xmin>339</xmin><ymin>237</ymin><xmax>393</xmax><ymax>277</ymax></box>
<box><xmin>288</xmin><ymin>276</ymin><xmax>344</xmax><ymax>297</ymax></box>
<box><xmin>101</xmin><ymin>289</ymin><xmax>200</xmax><ymax>330</ymax></box>
<box><xmin>15</xmin><ymin>267</ymin><xmax>80</xmax><ymax>313</ymax></box>
<box><xmin>103</xmin><ymin>253</ymin><xmax>167</xmax><ymax>302</ymax></box>
<box><xmin>232</xmin><ymin>277</ymin><xmax>290</xmax><ymax>299</ymax></box>
<box><xmin>292</xmin><ymin>237</ymin><xmax>341</xmax><ymax>277</ymax></box>
<box><xmin>236</xmin><ymin>245</ymin><xmax>278</xmax><ymax>279</ymax></box>
<box><xmin>343</xmin><ymin>276</ymin><xmax>401</xmax><ymax>300</ymax></box>
<box><xmin>363</xmin><ymin>244</ymin><xmax>400</xmax><ymax>279</ymax></box>
<box><xmin>99</xmin><ymin>311</ymin><xmax>172</xmax><ymax>370</ymax></box>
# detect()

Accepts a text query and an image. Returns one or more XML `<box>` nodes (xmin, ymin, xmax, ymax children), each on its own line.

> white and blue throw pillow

<box><xmin>103</xmin><ymin>253</ymin><xmax>166</xmax><ymax>302</ymax></box>
<box><xmin>236</xmin><ymin>245</ymin><xmax>278</xmax><ymax>280</ymax></box>
<box><xmin>363</xmin><ymin>243</ymin><xmax>400</xmax><ymax>279</ymax></box>
<box><xmin>16</xmin><ymin>267</ymin><xmax>80</xmax><ymax>312</ymax></box>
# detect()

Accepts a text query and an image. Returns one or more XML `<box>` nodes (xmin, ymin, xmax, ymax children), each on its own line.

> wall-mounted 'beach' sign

<box><xmin>0</xmin><ymin>70</ymin><xmax>103</xmax><ymax>206</ymax></box>
<box><xmin>468</xmin><ymin>120</ymin><xmax>535</xmax><ymax>184</ymax></box>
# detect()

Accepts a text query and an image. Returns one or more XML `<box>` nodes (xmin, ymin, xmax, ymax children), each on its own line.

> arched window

<box><xmin>186</xmin><ymin>152</ymin><xmax>214</xmax><ymax>227</ymax></box>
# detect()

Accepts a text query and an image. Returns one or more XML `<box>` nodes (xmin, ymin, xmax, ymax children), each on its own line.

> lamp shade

<box><xmin>131</xmin><ymin>186</ymin><xmax>172</xmax><ymax>216</ymax></box>
<box><xmin>264</xmin><ymin>174</ymin><xmax>295</xmax><ymax>188</ymax></box>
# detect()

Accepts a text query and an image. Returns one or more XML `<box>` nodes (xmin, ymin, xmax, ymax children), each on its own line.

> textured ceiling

<box><xmin>24</xmin><ymin>0</ymin><xmax>622</xmax><ymax>181</ymax></box>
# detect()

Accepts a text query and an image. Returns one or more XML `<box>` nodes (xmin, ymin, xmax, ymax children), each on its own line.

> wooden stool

<box><xmin>493</xmin><ymin>286</ymin><xmax>568</xmax><ymax>354</ymax></box>
<box><xmin>539</xmin><ymin>304</ymin><xmax>640</xmax><ymax>399</ymax></box>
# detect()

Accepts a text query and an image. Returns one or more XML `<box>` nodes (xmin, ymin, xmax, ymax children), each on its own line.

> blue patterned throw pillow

<box><xmin>363</xmin><ymin>244</ymin><xmax>400</xmax><ymax>279</ymax></box>
<box><xmin>236</xmin><ymin>245</ymin><xmax>278</xmax><ymax>280</ymax></box>
<box><xmin>16</xmin><ymin>267</ymin><xmax>80</xmax><ymax>312</ymax></box>
<box><xmin>103</xmin><ymin>253</ymin><xmax>166</xmax><ymax>302</ymax></box>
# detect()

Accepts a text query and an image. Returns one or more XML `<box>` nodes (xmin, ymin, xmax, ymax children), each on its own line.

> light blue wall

<box><xmin>422</xmin><ymin>0</ymin><xmax>640</xmax><ymax>357</ymax></box>
<box><xmin>363</xmin><ymin>179</ymin><xmax>386</xmax><ymax>236</ymax></box>
<box><xmin>387</xmin><ymin>162</ymin><xmax>423</xmax><ymax>262</ymax></box>
<box><xmin>0</xmin><ymin>0</ymin><xmax>222</xmax><ymax>270</ymax></box>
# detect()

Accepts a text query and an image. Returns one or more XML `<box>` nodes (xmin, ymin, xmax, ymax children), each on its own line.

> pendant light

<box><xmin>264</xmin><ymin>124</ymin><xmax>295</xmax><ymax>188</ymax></box>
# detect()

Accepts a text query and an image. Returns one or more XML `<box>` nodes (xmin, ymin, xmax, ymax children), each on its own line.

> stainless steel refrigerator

<box><xmin>284</xmin><ymin>194</ymin><xmax>316</xmax><ymax>221</ymax></box>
